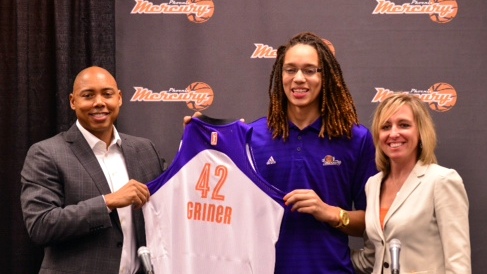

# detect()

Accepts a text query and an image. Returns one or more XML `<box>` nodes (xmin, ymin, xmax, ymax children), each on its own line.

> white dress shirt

<box><xmin>76</xmin><ymin>120</ymin><xmax>139</xmax><ymax>274</ymax></box>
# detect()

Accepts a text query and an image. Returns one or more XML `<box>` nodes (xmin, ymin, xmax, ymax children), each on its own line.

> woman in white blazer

<box><xmin>352</xmin><ymin>94</ymin><xmax>471</xmax><ymax>274</ymax></box>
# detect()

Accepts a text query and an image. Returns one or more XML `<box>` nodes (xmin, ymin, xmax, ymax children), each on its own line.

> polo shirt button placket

<box><xmin>297</xmin><ymin>134</ymin><xmax>303</xmax><ymax>152</ymax></box>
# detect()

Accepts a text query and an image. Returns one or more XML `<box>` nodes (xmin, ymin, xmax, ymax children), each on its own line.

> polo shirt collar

<box><xmin>289</xmin><ymin>117</ymin><xmax>322</xmax><ymax>133</ymax></box>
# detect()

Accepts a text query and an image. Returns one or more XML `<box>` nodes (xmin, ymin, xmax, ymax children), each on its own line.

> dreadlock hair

<box><xmin>267</xmin><ymin>32</ymin><xmax>359</xmax><ymax>141</ymax></box>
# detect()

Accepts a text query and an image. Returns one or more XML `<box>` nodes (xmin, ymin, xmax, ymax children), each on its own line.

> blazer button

<box><xmin>383</xmin><ymin>262</ymin><xmax>390</xmax><ymax>268</ymax></box>
<box><xmin>117</xmin><ymin>242</ymin><xmax>123</xmax><ymax>248</ymax></box>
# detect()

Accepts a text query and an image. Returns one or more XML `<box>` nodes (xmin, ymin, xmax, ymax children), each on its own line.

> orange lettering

<box><xmin>187</xmin><ymin>201</ymin><xmax>232</xmax><ymax>224</ymax></box>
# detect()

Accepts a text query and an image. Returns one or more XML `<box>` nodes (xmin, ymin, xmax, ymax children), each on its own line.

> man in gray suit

<box><xmin>20</xmin><ymin>66</ymin><xmax>165</xmax><ymax>273</ymax></box>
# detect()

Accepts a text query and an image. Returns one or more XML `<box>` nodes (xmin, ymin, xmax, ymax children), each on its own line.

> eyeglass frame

<box><xmin>282</xmin><ymin>66</ymin><xmax>323</xmax><ymax>77</ymax></box>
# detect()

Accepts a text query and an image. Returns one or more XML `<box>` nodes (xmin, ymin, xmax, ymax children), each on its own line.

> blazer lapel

<box><xmin>65</xmin><ymin>124</ymin><xmax>124</xmax><ymax>232</ymax></box>
<box><xmin>119</xmin><ymin>135</ymin><xmax>139</xmax><ymax>179</ymax></box>
<box><xmin>384</xmin><ymin>161</ymin><xmax>428</xmax><ymax>225</ymax></box>
<box><xmin>369</xmin><ymin>174</ymin><xmax>387</xmax><ymax>241</ymax></box>
<box><xmin>65</xmin><ymin>124</ymin><xmax>113</xmax><ymax>195</ymax></box>
<box><xmin>118</xmin><ymin>135</ymin><xmax>149</xmax><ymax>246</ymax></box>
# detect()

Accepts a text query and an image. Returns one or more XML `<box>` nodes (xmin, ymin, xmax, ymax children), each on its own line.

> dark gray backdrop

<box><xmin>115</xmin><ymin>1</ymin><xmax>487</xmax><ymax>272</ymax></box>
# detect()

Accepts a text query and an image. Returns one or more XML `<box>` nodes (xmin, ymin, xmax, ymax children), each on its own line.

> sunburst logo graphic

<box><xmin>371</xmin><ymin>82</ymin><xmax>458</xmax><ymax>112</ymax></box>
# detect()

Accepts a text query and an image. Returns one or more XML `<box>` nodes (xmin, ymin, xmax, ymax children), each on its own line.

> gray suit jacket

<box><xmin>20</xmin><ymin>124</ymin><xmax>165</xmax><ymax>274</ymax></box>
<box><xmin>352</xmin><ymin>161</ymin><xmax>471</xmax><ymax>274</ymax></box>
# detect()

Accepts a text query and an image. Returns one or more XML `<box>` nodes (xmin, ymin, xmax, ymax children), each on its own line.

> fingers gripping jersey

<box><xmin>143</xmin><ymin>116</ymin><xmax>285</xmax><ymax>274</ymax></box>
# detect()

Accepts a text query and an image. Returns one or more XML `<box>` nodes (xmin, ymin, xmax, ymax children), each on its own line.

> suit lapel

<box><xmin>65</xmin><ymin>124</ymin><xmax>124</xmax><ymax>232</ymax></box>
<box><xmin>369</xmin><ymin>174</ymin><xmax>387</xmax><ymax>241</ymax></box>
<box><xmin>119</xmin><ymin>134</ymin><xmax>139</xmax><ymax>179</ymax></box>
<box><xmin>65</xmin><ymin>124</ymin><xmax>112</xmax><ymax>195</ymax></box>
<box><xmin>384</xmin><ymin>161</ymin><xmax>428</xmax><ymax>225</ymax></box>
<box><xmin>118</xmin><ymin>134</ymin><xmax>148</xmax><ymax>246</ymax></box>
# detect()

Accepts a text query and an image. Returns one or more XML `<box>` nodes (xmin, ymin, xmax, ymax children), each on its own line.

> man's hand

<box><xmin>104</xmin><ymin>179</ymin><xmax>150</xmax><ymax>210</ymax></box>
<box><xmin>183</xmin><ymin>112</ymin><xmax>203</xmax><ymax>127</ymax></box>
<box><xmin>183</xmin><ymin>112</ymin><xmax>245</xmax><ymax>127</ymax></box>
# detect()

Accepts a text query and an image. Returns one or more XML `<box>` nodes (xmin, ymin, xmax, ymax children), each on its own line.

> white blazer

<box><xmin>352</xmin><ymin>161</ymin><xmax>471</xmax><ymax>274</ymax></box>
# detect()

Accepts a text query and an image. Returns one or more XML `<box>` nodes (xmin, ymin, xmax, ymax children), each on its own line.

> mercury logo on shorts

<box><xmin>372</xmin><ymin>0</ymin><xmax>458</xmax><ymax>24</ymax></box>
<box><xmin>371</xmin><ymin>82</ymin><xmax>458</xmax><ymax>112</ymax></box>
<box><xmin>130</xmin><ymin>0</ymin><xmax>215</xmax><ymax>23</ymax></box>
<box><xmin>130</xmin><ymin>81</ymin><xmax>214</xmax><ymax>111</ymax></box>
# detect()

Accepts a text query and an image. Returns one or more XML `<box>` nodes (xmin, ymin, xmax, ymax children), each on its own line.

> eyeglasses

<box><xmin>282</xmin><ymin>67</ymin><xmax>322</xmax><ymax>77</ymax></box>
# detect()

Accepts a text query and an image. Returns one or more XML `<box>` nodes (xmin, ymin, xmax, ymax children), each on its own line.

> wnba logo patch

<box><xmin>372</xmin><ymin>0</ymin><xmax>458</xmax><ymax>24</ymax></box>
<box><xmin>371</xmin><ymin>82</ymin><xmax>458</xmax><ymax>112</ymax></box>
<box><xmin>131</xmin><ymin>0</ymin><xmax>215</xmax><ymax>24</ymax></box>
<box><xmin>130</xmin><ymin>82</ymin><xmax>214</xmax><ymax>111</ymax></box>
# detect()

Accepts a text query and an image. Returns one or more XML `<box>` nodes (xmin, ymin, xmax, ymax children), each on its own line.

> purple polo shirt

<box><xmin>249</xmin><ymin>117</ymin><xmax>377</xmax><ymax>274</ymax></box>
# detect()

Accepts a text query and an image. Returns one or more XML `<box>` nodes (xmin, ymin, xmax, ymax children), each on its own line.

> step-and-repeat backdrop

<box><xmin>115</xmin><ymin>1</ymin><xmax>486</xmax><ymax>271</ymax></box>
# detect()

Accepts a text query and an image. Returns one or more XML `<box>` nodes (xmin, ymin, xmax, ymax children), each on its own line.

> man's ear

<box><xmin>118</xmin><ymin>90</ymin><xmax>123</xmax><ymax>107</ymax></box>
<box><xmin>69</xmin><ymin>93</ymin><xmax>76</xmax><ymax>110</ymax></box>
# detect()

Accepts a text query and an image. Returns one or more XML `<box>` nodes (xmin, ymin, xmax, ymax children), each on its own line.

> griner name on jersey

<box><xmin>186</xmin><ymin>162</ymin><xmax>233</xmax><ymax>225</ymax></box>
<box><xmin>187</xmin><ymin>201</ymin><xmax>232</xmax><ymax>224</ymax></box>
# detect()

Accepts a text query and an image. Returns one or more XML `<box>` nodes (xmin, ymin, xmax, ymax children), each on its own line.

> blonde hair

<box><xmin>267</xmin><ymin>32</ymin><xmax>358</xmax><ymax>140</ymax></box>
<box><xmin>371</xmin><ymin>93</ymin><xmax>437</xmax><ymax>176</ymax></box>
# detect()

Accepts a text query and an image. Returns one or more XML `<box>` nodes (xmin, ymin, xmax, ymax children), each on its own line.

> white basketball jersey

<box><xmin>143</xmin><ymin>116</ymin><xmax>285</xmax><ymax>274</ymax></box>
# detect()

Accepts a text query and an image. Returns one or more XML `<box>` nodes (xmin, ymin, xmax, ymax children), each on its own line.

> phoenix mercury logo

<box><xmin>372</xmin><ymin>82</ymin><xmax>458</xmax><ymax>112</ymax></box>
<box><xmin>131</xmin><ymin>0</ymin><xmax>215</xmax><ymax>23</ymax></box>
<box><xmin>250</xmin><ymin>39</ymin><xmax>336</xmax><ymax>58</ymax></box>
<box><xmin>373</xmin><ymin>0</ymin><xmax>458</xmax><ymax>24</ymax></box>
<box><xmin>130</xmin><ymin>82</ymin><xmax>214</xmax><ymax>111</ymax></box>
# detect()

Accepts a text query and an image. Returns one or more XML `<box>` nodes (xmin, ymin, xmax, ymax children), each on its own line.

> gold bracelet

<box><xmin>334</xmin><ymin>209</ymin><xmax>350</xmax><ymax>228</ymax></box>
